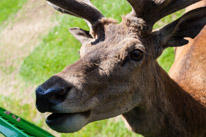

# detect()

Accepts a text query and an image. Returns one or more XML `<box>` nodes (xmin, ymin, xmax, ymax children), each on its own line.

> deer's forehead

<box><xmin>83</xmin><ymin>38</ymin><xmax>144</xmax><ymax>62</ymax></box>
<box><xmin>81</xmin><ymin>22</ymin><xmax>147</xmax><ymax>60</ymax></box>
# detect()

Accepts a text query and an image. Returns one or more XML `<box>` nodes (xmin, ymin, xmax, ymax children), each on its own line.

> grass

<box><xmin>0</xmin><ymin>0</ymin><xmax>27</xmax><ymax>29</ymax></box>
<box><xmin>20</xmin><ymin>15</ymin><xmax>83</xmax><ymax>84</ymax></box>
<box><xmin>0</xmin><ymin>0</ymin><xmax>32</xmax><ymax>125</ymax></box>
<box><xmin>1</xmin><ymin>0</ymin><xmax>185</xmax><ymax>137</ymax></box>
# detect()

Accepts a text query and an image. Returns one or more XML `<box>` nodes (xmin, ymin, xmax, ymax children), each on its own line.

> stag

<box><xmin>35</xmin><ymin>0</ymin><xmax>206</xmax><ymax>137</ymax></box>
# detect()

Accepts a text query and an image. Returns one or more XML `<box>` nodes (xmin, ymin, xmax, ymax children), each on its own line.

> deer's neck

<box><xmin>123</xmin><ymin>65</ymin><xmax>206</xmax><ymax>137</ymax></box>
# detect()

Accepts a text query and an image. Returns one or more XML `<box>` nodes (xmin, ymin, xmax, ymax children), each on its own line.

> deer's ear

<box><xmin>158</xmin><ymin>7</ymin><xmax>206</xmax><ymax>49</ymax></box>
<box><xmin>69</xmin><ymin>27</ymin><xmax>93</xmax><ymax>44</ymax></box>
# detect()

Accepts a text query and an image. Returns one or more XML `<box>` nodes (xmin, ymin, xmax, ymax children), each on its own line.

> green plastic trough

<box><xmin>0</xmin><ymin>107</ymin><xmax>54</xmax><ymax>137</ymax></box>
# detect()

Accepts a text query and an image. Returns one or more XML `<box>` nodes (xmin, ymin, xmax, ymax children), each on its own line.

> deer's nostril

<box><xmin>38</xmin><ymin>87</ymin><xmax>71</xmax><ymax>102</ymax></box>
<box><xmin>36</xmin><ymin>86</ymin><xmax>72</xmax><ymax>112</ymax></box>
<box><xmin>49</xmin><ymin>87</ymin><xmax>71</xmax><ymax>103</ymax></box>
<box><xmin>36</xmin><ymin>87</ymin><xmax>44</xmax><ymax>94</ymax></box>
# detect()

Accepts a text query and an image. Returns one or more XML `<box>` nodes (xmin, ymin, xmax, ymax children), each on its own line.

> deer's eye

<box><xmin>131</xmin><ymin>50</ymin><xmax>144</xmax><ymax>61</ymax></box>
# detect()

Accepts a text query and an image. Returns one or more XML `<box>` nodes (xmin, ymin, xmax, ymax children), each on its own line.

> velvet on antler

<box><xmin>127</xmin><ymin>0</ymin><xmax>201</xmax><ymax>31</ymax></box>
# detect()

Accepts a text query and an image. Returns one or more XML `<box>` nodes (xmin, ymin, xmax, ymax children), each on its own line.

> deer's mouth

<box><xmin>46</xmin><ymin>111</ymin><xmax>91</xmax><ymax>133</ymax></box>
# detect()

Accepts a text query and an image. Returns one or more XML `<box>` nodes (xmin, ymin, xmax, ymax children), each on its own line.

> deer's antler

<box><xmin>127</xmin><ymin>0</ymin><xmax>201</xmax><ymax>31</ymax></box>
<box><xmin>47</xmin><ymin>0</ymin><xmax>104</xmax><ymax>37</ymax></box>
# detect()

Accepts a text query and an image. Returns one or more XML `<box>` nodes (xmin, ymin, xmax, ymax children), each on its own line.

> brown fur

<box><xmin>36</xmin><ymin>0</ymin><xmax>206</xmax><ymax>136</ymax></box>
<box><xmin>124</xmin><ymin>66</ymin><xmax>206</xmax><ymax>137</ymax></box>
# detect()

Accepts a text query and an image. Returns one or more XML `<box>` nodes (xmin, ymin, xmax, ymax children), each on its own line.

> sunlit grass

<box><xmin>0</xmin><ymin>0</ymin><xmax>27</xmax><ymax>28</ymax></box>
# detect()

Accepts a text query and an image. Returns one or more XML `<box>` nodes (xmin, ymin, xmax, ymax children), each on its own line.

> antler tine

<box><xmin>127</xmin><ymin>0</ymin><xmax>154</xmax><ymax>17</ymax></box>
<box><xmin>47</xmin><ymin>0</ymin><xmax>104</xmax><ymax>31</ymax></box>
<box><xmin>127</xmin><ymin>0</ymin><xmax>201</xmax><ymax>30</ymax></box>
<box><xmin>47</xmin><ymin>2</ymin><xmax>78</xmax><ymax>17</ymax></box>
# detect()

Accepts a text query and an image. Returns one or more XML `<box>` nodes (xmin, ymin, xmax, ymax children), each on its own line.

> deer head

<box><xmin>36</xmin><ymin>0</ymin><xmax>206</xmax><ymax>134</ymax></box>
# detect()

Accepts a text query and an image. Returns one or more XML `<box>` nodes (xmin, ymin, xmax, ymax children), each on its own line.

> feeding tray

<box><xmin>0</xmin><ymin>107</ymin><xmax>54</xmax><ymax>137</ymax></box>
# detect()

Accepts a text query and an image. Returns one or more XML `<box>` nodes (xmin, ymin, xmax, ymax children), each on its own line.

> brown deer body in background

<box><xmin>35</xmin><ymin>0</ymin><xmax>206</xmax><ymax>137</ymax></box>
<box><xmin>170</xmin><ymin>0</ymin><xmax>206</xmax><ymax>108</ymax></box>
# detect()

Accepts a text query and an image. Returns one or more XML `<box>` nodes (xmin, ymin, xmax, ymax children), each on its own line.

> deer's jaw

<box><xmin>46</xmin><ymin>111</ymin><xmax>90</xmax><ymax>133</ymax></box>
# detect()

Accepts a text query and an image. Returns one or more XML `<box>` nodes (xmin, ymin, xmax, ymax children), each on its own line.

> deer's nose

<box><xmin>36</xmin><ymin>86</ymin><xmax>71</xmax><ymax>113</ymax></box>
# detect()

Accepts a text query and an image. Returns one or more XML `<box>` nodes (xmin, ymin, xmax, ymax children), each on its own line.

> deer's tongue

<box><xmin>46</xmin><ymin>111</ymin><xmax>90</xmax><ymax>133</ymax></box>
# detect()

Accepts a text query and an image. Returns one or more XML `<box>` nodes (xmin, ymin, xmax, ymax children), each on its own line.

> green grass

<box><xmin>0</xmin><ymin>0</ymin><xmax>27</xmax><ymax>26</ymax></box>
<box><xmin>20</xmin><ymin>15</ymin><xmax>83</xmax><ymax>84</ymax></box>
